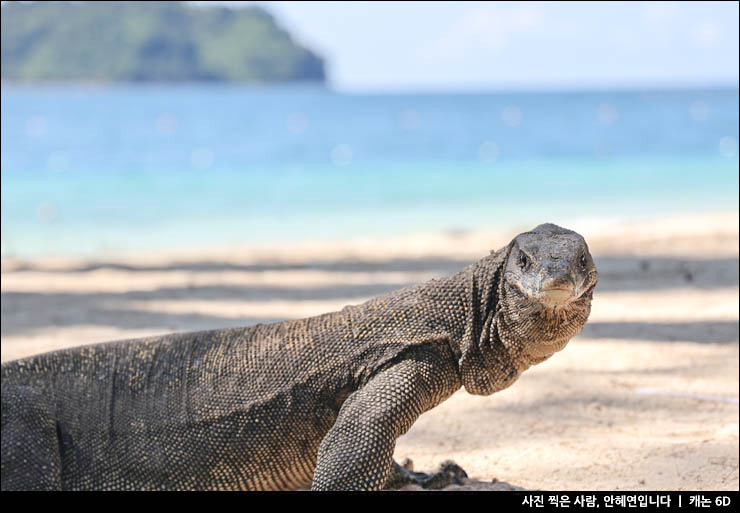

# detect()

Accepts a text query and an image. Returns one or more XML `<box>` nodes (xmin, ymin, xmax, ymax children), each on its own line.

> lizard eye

<box><xmin>580</xmin><ymin>252</ymin><xmax>588</xmax><ymax>268</ymax></box>
<box><xmin>518</xmin><ymin>250</ymin><xmax>528</xmax><ymax>268</ymax></box>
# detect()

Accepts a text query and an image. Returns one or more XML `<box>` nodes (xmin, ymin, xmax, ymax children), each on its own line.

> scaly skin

<box><xmin>1</xmin><ymin>223</ymin><xmax>597</xmax><ymax>490</ymax></box>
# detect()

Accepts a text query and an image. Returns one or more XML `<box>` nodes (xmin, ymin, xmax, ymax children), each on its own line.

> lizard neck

<box><xmin>451</xmin><ymin>249</ymin><xmax>518</xmax><ymax>395</ymax></box>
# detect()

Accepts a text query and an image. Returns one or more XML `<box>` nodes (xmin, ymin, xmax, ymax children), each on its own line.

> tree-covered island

<box><xmin>1</xmin><ymin>1</ymin><xmax>326</xmax><ymax>83</ymax></box>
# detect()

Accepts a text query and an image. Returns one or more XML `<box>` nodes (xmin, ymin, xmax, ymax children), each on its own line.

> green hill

<box><xmin>0</xmin><ymin>1</ymin><xmax>326</xmax><ymax>82</ymax></box>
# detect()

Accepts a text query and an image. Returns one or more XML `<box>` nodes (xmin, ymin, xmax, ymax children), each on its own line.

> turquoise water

<box><xmin>1</xmin><ymin>85</ymin><xmax>738</xmax><ymax>257</ymax></box>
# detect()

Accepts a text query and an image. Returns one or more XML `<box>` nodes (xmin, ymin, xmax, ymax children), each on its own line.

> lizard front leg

<box><xmin>311</xmin><ymin>345</ymin><xmax>461</xmax><ymax>491</ymax></box>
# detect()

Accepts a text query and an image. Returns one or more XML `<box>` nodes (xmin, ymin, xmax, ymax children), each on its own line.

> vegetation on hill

<box><xmin>1</xmin><ymin>1</ymin><xmax>326</xmax><ymax>82</ymax></box>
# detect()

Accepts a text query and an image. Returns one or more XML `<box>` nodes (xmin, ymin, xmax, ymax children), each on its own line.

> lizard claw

<box><xmin>386</xmin><ymin>459</ymin><xmax>469</xmax><ymax>490</ymax></box>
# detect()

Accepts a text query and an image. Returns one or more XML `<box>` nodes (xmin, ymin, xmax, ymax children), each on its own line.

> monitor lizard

<box><xmin>1</xmin><ymin>223</ymin><xmax>598</xmax><ymax>490</ymax></box>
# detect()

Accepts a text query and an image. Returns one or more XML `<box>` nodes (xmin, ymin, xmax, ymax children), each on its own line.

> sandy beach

<box><xmin>2</xmin><ymin>211</ymin><xmax>738</xmax><ymax>491</ymax></box>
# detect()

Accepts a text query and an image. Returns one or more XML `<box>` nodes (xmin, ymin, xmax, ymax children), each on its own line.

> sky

<box><xmin>228</xmin><ymin>1</ymin><xmax>739</xmax><ymax>92</ymax></box>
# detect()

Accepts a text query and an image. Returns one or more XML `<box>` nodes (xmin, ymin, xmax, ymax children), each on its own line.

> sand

<box><xmin>1</xmin><ymin>211</ymin><xmax>738</xmax><ymax>491</ymax></box>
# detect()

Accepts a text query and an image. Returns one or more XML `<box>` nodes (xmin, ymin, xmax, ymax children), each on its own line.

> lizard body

<box><xmin>1</xmin><ymin>224</ymin><xmax>597</xmax><ymax>490</ymax></box>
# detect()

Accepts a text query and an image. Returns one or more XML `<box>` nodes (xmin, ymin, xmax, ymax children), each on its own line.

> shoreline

<box><xmin>2</xmin><ymin>209</ymin><xmax>737</xmax><ymax>271</ymax></box>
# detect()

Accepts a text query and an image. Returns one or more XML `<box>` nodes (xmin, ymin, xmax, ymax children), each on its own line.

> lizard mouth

<box><xmin>540</xmin><ymin>288</ymin><xmax>573</xmax><ymax>303</ymax></box>
<box><xmin>538</xmin><ymin>279</ymin><xmax>575</xmax><ymax>307</ymax></box>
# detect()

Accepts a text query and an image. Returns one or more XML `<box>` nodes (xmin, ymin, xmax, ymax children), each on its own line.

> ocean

<box><xmin>1</xmin><ymin>85</ymin><xmax>738</xmax><ymax>257</ymax></box>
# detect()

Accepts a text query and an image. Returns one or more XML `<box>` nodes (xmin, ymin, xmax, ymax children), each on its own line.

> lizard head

<box><xmin>503</xmin><ymin>223</ymin><xmax>598</xmax><ymax>313</ymax></box>
<box><xmin>457</xmin><ymin>223</ymin><xmax>597</xmax><ymax>396</ymax></box>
